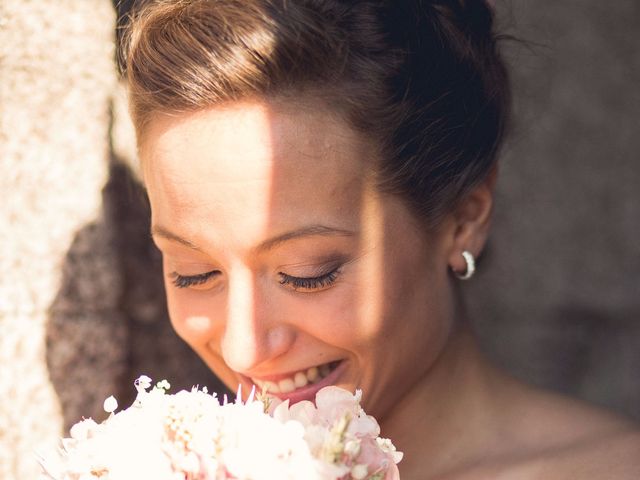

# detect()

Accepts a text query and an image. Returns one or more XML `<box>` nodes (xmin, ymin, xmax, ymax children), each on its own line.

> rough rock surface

<box><xmin>0</xmin><ymin>1</ymin><xmax>118</xmax><ymax>478</ymax></box>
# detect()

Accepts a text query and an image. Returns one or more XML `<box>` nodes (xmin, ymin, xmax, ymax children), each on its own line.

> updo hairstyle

<box><xmin>122</xmin><ymin>0</ymin><xmax>511</xmax><ymax>226</ymax></box>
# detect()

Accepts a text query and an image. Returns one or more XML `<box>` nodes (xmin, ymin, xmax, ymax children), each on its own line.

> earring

<box><xmin>454</xmin><ymin>250</ymin><xmax>475</xmax><ymax>280</ymax></box>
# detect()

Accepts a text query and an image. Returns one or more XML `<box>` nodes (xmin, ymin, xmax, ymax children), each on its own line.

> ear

<box><xmin>447</xmin><ymin>165</ymin><xmax>497</xmax><ymax>276</ymax></box>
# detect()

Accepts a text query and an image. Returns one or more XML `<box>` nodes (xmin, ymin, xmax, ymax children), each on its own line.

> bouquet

<box><xmin>38</xmin><ymin>376</ymin><xmax>402</xmax><ymax>480</ymax></box>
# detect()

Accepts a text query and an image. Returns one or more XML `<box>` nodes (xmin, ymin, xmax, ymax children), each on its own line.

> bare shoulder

<box><xmin>496</xmin><ymin>383</ymin><xmax>640</xmax><ymax>479</ymax></box>
<box><xmin>463</xmin><ymin>389</ymin><xmax>640</xmax><ymax>480</ymax></box>
<box><xmin>442</xmin><ymin>425</ymin><xmax>640</xmax><ymax>480</ymax></box>
<box><xmin>497</xmin><ymin>427</ymin><xmax>640</xmax><ymax>480</ymax></box>
<box><xmin>438</xmin><ymin>381</ymin><xmax>640</xmax><ymax>480</ymax></box>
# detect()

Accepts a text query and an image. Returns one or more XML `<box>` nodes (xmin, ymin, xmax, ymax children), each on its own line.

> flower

<box><xmin>38</xmin><ymin>376</ymin><xmax>402</xmax><ymax>480</ymax></box>
<box><xmin>103</xmin><ymin>395</ymin><xmax>118</xmax><ymax>414</ymax></box>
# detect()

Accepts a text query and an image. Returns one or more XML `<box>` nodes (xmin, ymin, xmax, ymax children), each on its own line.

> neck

<box><xmin>379</xmin><ymin>324</ymin><xmax>508</xmax><ymax>480</ymax></box>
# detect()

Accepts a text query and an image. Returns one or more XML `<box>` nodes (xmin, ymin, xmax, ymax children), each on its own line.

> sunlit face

<box><xmin>141</xmin><ymin>99</ymin><xmax>457</xmax><ymax>420</ymax></box>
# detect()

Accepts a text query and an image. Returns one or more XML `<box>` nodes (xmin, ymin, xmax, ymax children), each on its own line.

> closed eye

<box><xmin>170</xmin><ymin>270</ymin><xmax>220</xmax><ymax>289</ymax></box>
<box><xmin>278</xmin><ymin>267</ymin><xmax>341</xmax><ymax>292</ymax></box>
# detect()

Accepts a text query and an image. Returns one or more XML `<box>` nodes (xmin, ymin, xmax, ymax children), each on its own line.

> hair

<box><xmin>121</xmin><ymin>0</ymin><xmax>511</xmax><ymax>227</ymax></box>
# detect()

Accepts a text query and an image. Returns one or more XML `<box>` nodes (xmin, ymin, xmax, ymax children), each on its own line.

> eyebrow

<box><xmin>150</xmin><ymin>224</ymin><xmax>356</xmax><ymax>253</ymax></box>
<box><xmin>151</xmin><ymin>225</ymin><xmax>204</xmax><ymax>252</ymax></box>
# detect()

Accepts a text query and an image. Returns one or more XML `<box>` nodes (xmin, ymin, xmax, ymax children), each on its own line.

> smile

<box><xmin>249</xmin><ymin>360</ymin><xmax>342</xmax><ymax>395</ymax></box>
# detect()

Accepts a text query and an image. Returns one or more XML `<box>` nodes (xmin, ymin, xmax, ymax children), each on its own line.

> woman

<box><xmin>122</xmin><ymin>0</ymin><xmax>640</xmax><ymax>478</ymax></box>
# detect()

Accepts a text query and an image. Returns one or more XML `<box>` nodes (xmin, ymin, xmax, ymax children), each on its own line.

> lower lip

<box><xmin>258</xmin><ymin>361</ymin><xmax>347</xmax><ymax>404</ymax></box>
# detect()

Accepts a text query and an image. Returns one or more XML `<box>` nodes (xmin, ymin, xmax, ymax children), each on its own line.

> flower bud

<box><xmin>351</xmin><ymin>464</ymin><xmax>368</xmax><ymax>480</ymax></box>
<box><xmin>103</xmin><ymin>395</ymin><xmax>118</xmax><ymax>414</ymax></box>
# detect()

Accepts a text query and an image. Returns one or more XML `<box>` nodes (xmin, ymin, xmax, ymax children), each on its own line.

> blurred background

<box><xmin>0</xmin><ymin>1</ymin><xmax>638</xmax><ymax>478</ymax></box>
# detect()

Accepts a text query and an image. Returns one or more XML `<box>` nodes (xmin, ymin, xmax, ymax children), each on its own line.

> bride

<box><xmin>121</xmin><ymin>1</ymin><xmax>640</xmax><ymax>478</ymax></box>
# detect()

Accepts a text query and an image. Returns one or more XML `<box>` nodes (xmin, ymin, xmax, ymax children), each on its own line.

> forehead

<box><xmin>140</xmin><ymin>100</ymin><xmax>378</xmax><ymax>247</ymax></box>
<box><xmin>142</xmin><ymin>100</ymin><xmax>367</xmax><ymax>178</ymax></box>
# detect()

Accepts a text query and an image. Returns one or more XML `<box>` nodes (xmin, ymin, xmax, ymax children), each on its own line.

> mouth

<box><xmin>246</xmin><ymin>360</ymin><xmax>345</xmax><ymax>403</ymax></box>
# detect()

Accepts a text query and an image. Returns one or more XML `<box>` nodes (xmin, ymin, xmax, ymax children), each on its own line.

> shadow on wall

<box><xmin>46</xmin><ymin>157</ymin><xmax>225</xmax><ymax>432</ymax></box>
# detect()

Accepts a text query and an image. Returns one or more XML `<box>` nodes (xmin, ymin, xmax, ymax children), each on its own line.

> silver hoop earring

<box><xmin>454</xmin><ymin>250</ymin><xmax>475</xmax><ymax>280</ymax></box>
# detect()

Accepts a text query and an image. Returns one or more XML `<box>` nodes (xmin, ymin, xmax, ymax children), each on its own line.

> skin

<box><xmin>140</xmin><ymin>99</ymin><xmax>639</xmax><ymax>480</ymax></box>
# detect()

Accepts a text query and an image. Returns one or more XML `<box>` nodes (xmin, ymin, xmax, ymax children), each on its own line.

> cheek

<box><xmin>278</xmin><ymin>261</ymin><xmax>427</xmax><ymax>353</ymax></box>
<box><xmin>165</xmin><ymin>281</ymin><xmax>349</xmax><ymax>347</ymax></box>
<box><xmin>353</xmin><ymin>234</ymin><xmax>451</xmax><ymax>355</ymax></box>
<box><xmin>282</xmin><ymin>282</ymin><xmax>369</xmax><ymax>351</ymax></box>
<box><xmin>164</xmin><ymin>280</ymin><xmax>224</xmax><ymax>347</ymax></box>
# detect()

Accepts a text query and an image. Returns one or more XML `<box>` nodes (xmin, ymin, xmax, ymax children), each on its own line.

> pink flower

<box><xmin>356</xmin><ymin>437</ymin><xmax>401</xmax><ymax>480</ymax></box>
<box><xmin>315</xmin><ymin>387</ymin><xmax>362</xmax><ymax>425</ymax></box>
<box><xmin>347</xmin><ymin>414</ymin><xmax>380</xmax><ymax>438</ymax></box>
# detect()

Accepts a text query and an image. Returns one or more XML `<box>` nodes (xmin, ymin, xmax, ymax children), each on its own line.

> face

<box><xmin>141</xmin><ymin>100</ymin><xmax>457</xmax><ymax>420</ymax></box>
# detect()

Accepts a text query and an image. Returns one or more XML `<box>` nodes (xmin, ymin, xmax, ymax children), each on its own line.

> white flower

<box><xmin>156</xmin><ymin>379</ymin><xmax>171</xmax><ymax>391</ymax></box>
<box><xmin>351</xmin><ymin>463</ymin><xmax>369</xmax><ymax>479</ymax></box>
<box><xmin>103</xmin><ymin>395</ymin><xmax>118</xmax><ymax>414</ymax></box>
<box><xmin>37</xmin><ymin>377</ymin><xmax>402</xmax><ymax>480</ymax></box>
<box><xmin>69</xmin><ymin>418</ymin><xmax>98</xmax><ymax>441</ymax></box>
<box><xmin>135</xmin><ymin>375</ymin><xmax>152</xmax><ymax>389</ymax></box>
<box><xmin>345</xmin><ymin>439</ymin><xmax>361</xmax><ymax>457</ymax></box>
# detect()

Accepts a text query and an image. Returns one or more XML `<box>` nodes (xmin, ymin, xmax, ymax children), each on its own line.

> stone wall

<box><xmin>0</xmin><ymin>1</ymin><xmax>118</xmax><ymax>478</ymax></box>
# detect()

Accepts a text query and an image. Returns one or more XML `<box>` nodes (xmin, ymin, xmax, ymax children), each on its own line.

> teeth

<box><xmin>306</xmin><ymin>367</ymin><xmax>319</xmax><ymax>382</ymax></box>
<box><xmin>294</xmin><ymin>372</ymin><xmax>308</xmax><ymax>388</ymax></box>
<box><xmin>251</xmin><ymin>361</ymin><xmax>338</xmax><ymax>394</ymax></box>
<box><xmin>264</xmin><ymin>381</ymin><xmax>280</xmax><ymax>394</ymax></box>
<box><xmin>278</xmin><ymin>378</ymin><xmax>295</xmax><ymax>394</ymax></box>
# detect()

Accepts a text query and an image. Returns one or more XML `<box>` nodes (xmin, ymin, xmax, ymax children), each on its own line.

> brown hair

<box><xmin>122</xmin><ymin>0</ymin><xmax>510</xmax><ymax>226</ymax></box>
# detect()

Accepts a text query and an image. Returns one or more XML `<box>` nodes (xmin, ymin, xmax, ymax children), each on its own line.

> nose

<box><xmin>220</xmin><ymin>267</ymin><xmax>294</xmax><ymax>373</ymax></box>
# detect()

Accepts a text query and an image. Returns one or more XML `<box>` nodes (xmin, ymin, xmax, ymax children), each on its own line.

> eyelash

<box><xmin>170</xmin><ymin>271</ymin><xmax>219</xmax><ymax>288</ymax></box>
<box><xmin>278</xmin><ymin>268</ymin><xmax>340</xmax><ymax>291</ymax></box>
<box><xmin>169</xmin><ymin>267</ymin><xmax>342</xmax><ymax>291</ymax></box>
